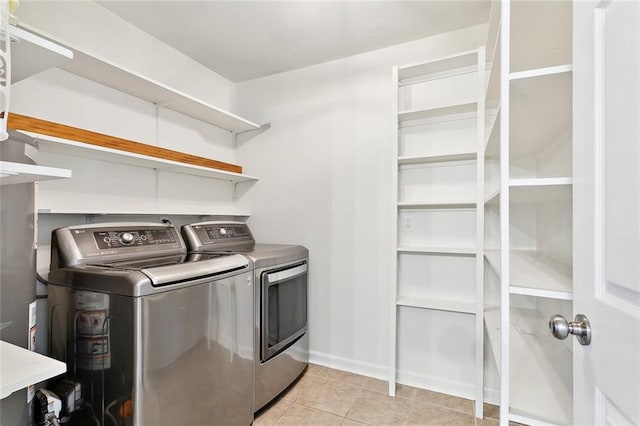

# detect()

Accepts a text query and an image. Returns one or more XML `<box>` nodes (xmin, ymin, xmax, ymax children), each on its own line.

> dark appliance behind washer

<box><xmin>181</xmin><ymin>221</ymin><xmax>309</xmax><ymax>411</ymax></box>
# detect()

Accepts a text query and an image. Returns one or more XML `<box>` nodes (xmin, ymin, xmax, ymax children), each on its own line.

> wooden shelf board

<box><xmin>398</xmin><ymin>200</ymin><xmax>476</xmax><ymax>210</ymax></box>
<box><xmin>398</xmin><ymin>246</ymin><xmax>476</xmax><ymax>255</ymax></box>
<box><xmin>60</xmin><ymin>48</ymin><xmax>259</xmax><ymax>133</ymax></box>
<box><xmin>16</xmin><ymin>131</ymin><xmax>258</xmax><ymax>183</ymax></box>
<box><xmin>9</xmin><ymin>113</ymin><xmax>243</xmax><ymax>173</ymax></box>
<box><xmin>398</xmin><ymin>50</ymin><xmax>478</xmax><ymax>81</ymax></box>
<box><xmin>0</xmin><ymin>161</ymin><xmax>71</xmax><ymax>186</ymax></box>
<box><xmin>483</xmin><ymin>306</ymin><xmax>502</xmax><ymax>376</ymax></box>
<box><xmin>509</xmin><ymin>307</ymin><xmax>573</xmax><ymax>425</ymax></box>
<box><xmin>398</xmin><ymin>152</ymin><xmax>477</xmax><ymax>165</ymax></box>
<box><xmin>399</xmin><ymin>102</ymin><xmax>477</xmax><ymax>122</ymax></box>
<box><xmin>11</xmin><ymin>25</ymin><xmax>73</xmax><ymax>83</ymax></box>
<box><xmin>38</xmin><ymin>209</ymin><xmax>251</xmax><ymax>217</ymax></box>
<box><xmin>397</xmin><ymin>296</ymin><xmax>476</xmax><ymax>315</ymax></box>
<box><xmin>1</xmin><ymin>341</ymin><xmax>66</xmax><ymax>400</ymax></box>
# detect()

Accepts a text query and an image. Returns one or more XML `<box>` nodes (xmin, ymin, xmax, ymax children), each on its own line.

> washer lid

<box><xmin>141</xmin><ymin>254</ymin><xmax>249</xmax><ymax>286</ymax></box>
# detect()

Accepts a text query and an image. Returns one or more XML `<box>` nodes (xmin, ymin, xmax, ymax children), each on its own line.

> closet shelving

<box><xmin>0</xmin><ymin>161</ymin><xmax>71</xmax><ymax>185</ymax></box>
<box><xmin>18</xmin><ymin>131</ymin><xmax>258</xmax><ymax>183</ymax></box>
<box><xmin>9</xmin><ymin>25</ymin><xmax>73</xmax><ymax>83</ymax></box>
<box><xmin>18</xmin><ymin>23</ymin><xmax>260</xmax><ymax>133</ymax></box>
<box><xmin>485</xmin><ymin>1</ymin><xmax>574</xmax><ymax>425</ymax></box>
<box><xmin>0</xmin><ymin>27</ymin><xmax>73</xmax><ymax>187</ymax></box>
<box><xmin>391</xmin><ymin>47</ymin><xmax>485</xmax><ymax>419</ymax></box>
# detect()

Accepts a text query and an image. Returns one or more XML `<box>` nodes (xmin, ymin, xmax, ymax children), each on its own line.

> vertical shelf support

<box><xmin>389</xmin><ymin>65</ymin><xmax>399</xmax><ymax>397</ymax></box>
<box><xmin>499</xmin><ymin>1</ymin><xmax>511</xmax><ymax>424</ymax></box>
<box><xmin>475</xmin><ymin>46</ymin><xmax>486</xmax><ymax>419</ymax></box>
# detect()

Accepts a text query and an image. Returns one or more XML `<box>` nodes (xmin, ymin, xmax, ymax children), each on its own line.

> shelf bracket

<box><xmin>233</xmin><ymin>122</ymin><xmax>271</xmax><ymax>146</ymax></box>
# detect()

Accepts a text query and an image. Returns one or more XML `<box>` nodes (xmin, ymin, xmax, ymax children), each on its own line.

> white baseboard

<box><xmin>309</xmin><ymin>349</ymin><xmax>501</xmax><ymax>406</ymax></box>
<box><xmin>308</xmin><ymin>350</ymin><xmax>388</xmax><ymax>381</ymax></box>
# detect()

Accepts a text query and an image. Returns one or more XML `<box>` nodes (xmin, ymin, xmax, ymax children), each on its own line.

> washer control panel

<box><xmin>94</xmin><ymin>228</ymin><xmax>178</xmax><ymax>249</ymax></box>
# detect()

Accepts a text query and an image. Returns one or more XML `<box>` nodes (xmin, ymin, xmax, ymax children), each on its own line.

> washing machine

<box><xmin>181</xmin><ymin>221</ymin><xmax>309</xmax><ymax>411</ymax></box>
<box><xmin>47</xmin><ymin>222</ymin><xmax>254</xmax><ymax>425</ymax></box>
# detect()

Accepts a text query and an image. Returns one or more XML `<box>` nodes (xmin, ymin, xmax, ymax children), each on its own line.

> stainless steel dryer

<box><xmin>182</xmin><ymin>221</ymin><xmax>309</xmax><ymax>411</ymax></box>
<box><xmin>47</xmin><ymin>222</ymin><xmax>254</xmax><ymax>425</ymax></box>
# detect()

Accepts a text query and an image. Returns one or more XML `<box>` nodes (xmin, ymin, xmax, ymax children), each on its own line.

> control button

<box><xmin>120</xmin><ymin>232</ymin><xmax>135</xmax><ymax>245</ymax></box>
<box><xmin>219</xmin><ymin>228</ymin><xmax>227</xmax><ymax>237</ymax></box>
<box><xmin>103</xmin><ymin>237</ymin><xmax>111</xmax><ymax>244</ymax></box>
<box><xmin>140</xmin><ymin>235</ymin><xmax>147</xmax><ymax>241</ymax></box>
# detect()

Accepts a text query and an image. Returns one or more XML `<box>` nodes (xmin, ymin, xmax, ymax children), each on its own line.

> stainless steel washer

<box><xmin>47</xmin><ymin>222</ymin><xmax>254</xmax><ymax>425</ymax></box>
<box><xmin>182</xmin><ymin>221</ymin><xmax>309</xmax><ymax>411</ymax></box>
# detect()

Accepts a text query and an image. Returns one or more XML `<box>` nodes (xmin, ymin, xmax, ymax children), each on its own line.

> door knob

<box><xmin>549</xmin><ymin>314</ymin><xmax>592</xmax><ymax>345</ymax></box>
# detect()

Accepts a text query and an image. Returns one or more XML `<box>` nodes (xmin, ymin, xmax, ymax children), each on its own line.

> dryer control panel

<box><xmin>182</xmin><ymin>221</ymin><xmax>255</xmax><ymax>251</ymax></box>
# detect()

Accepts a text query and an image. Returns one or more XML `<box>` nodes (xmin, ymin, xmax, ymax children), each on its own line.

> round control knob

<box><xmin>219</xmin><ymin>228</ymin><xmax>227</xmax><ymax>237</ymax></box>
<box><xmin>120</xmin><ymin>232</ymin><xmax>135</xmax><ymax>245</ymax></box>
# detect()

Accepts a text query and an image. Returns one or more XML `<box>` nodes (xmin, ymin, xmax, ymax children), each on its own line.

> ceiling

<box><xmin>97</xmin><ymin>1</ymin><xmax>490</xmax><ymax>83</ymax></box>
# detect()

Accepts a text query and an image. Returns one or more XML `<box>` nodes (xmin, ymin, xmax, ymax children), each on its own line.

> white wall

<box><xmin>235</xmin><ymin>25</ymin><xmax>486</xmax><ymax>382</ymax></box>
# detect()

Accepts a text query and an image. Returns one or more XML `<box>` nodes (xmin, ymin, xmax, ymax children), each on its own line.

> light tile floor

<box><xmin>254</xmin><ymin>364</ymin><xmax>502</xmax><ymax>426</ymax></box>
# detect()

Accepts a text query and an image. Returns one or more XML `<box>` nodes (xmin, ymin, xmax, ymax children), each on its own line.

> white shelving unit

<box><xmin>390</xmin><ymin>48</ymin><xmax>485</xmax><ymax>418</ymax></box>
<box><xmin>0</xmin><ymin>341</ymin><xmax>66</xmax><ymax>399</ymax></box>
<box><xmin>9</xmin><ymin>25</ymin><xmax>73</xmax><ymax>83</ymax></box>
<box><xmin>17</xmin><ymin>23</ymin><xmax>259</xmax><ymax>133</ymax></box>
<box><xmin>18</xmin><ymin>130</ymin><xmax>258</xmax><ymax>183</ymax></box>
<box><xmin>485</xmin><ymin>1</ymin><xmax>574</xmax><ymax>425</ymax></box>
<box><xmin>0</xmin><ymin>161</ymin><xmax>71</xmax><ymax>185</ymax></box>
<box><xmin>37</xmin><ymin>208</ymin><xmax>251</xmax><ymax>217</ymax></box>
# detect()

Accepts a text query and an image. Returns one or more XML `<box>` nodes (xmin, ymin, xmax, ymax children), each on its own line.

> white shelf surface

<box><xmin>510</xmin><ymin>70</ymin><xmax>572</xmax><ymax>158</ymax></box>
<box><xmin>398</xmin><ymin>152</ymin><xmax>477</xmax><ymax>165</ymax></box>
<box><xmin>484</xmin><ymin>250</ymin><xmax>501</xmax><ymax>277</ymax></box>
<box><xmin>485</xmin><ymin>0</ymin><xmax>501</xmax><ymax>61</ymax></box>
<box><xmin>509</xmin><ymin>308</ymin><xmax>573</xmax><ymax>425</ymax></box>
<box><xmin>398</xmin><ymin>50</ymin><xmax>478</xmax><ymax>81</ymax></box>
<box><xmin>509</xmin><ymin>250</ymin><xmax>572</xmax><ymax>299</ymax></box>
<box><xmin>398</xmin><ymin>246</ymin><xmax>476</xmax><ymax>255</ymax></box>
<box><xmin>509</xmin><ymin>180</ymin><xmax>572</xmax><ymax>204</ymax></box>
<box><xmin>18</xmin><ymin>23</ymin><xmax>259</xmax><ymax>133</ymax></box>
<box><xmin>485</xmin><ymin>34</ymin><xmax>501</xmax><ymax>109</ymax></box>
<box><xmin>483</xmin><ymin>306</ymin><xmax>501</xmax><ymax>376</ymax></box>
<box><xmin>398</xmin><ymin>102</ymin><xmax>477</xmax><ymax>122</ymax></box>
<box><xmin>398</xmin><ymin>200</ymin><xmax>476</xmax><ymax>210</ymax></box>
<box><xmin>485</xmin><ymin>108</ymin><xmax>500</xmax><ymax>154</ymax></box>
<box><xmin>484</xmin><ymin>188</ymin><xmax>500</xmax><ymax>205</ymax></box>
<box><xmin>509</xmin><ymin>177</ymin><xmax>572</xmax><ymax>187</ymax></box>
<box><xmin>37</xmin><ymin>208</ymin><xmax>251</xmax><ymax>217</ymax></box>
<box><xmin>0</xmin><ymin>161</ymin><xmax>71</xmax><ymax>185</ymax></box>
<box><xmin>10</xmin><ymin>25</ymin><xmax>73</xmax><ymax>83</ymax></box>
<box><xmin>485</xmin><ymin>249</ymin><xmax>572</xmax><ymax>299</ymax></box>
<box><xmin>21</xmin><ymin>131</ymin><xmax>258</xmax><ymax>183</ymax></box>
<box><xmin>1</xmin><ymin>341</ymin><xmax>66</xmax><ymax>399</ymax></box>
<box><xmin>397</xmin><ymin>296</ymin><xmax>476</xmax><ymax>315</ymax></box>
<box><xmin>509</xmin><ymin>64</ymin><xmax>573</xmax><ymax>81</ymax></box>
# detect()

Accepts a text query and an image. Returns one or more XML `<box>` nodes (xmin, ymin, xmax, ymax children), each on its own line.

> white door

<box><xmin>573</xmin><ymin>0</ymin><xmax>640</xmax><ymax>424</ymax></box>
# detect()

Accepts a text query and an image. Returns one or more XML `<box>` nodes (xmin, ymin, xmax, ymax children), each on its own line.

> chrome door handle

<box><xmin>549</xmin><ymin>314</ymin><xmax>592</xmax><ymax>345</ymax></box>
